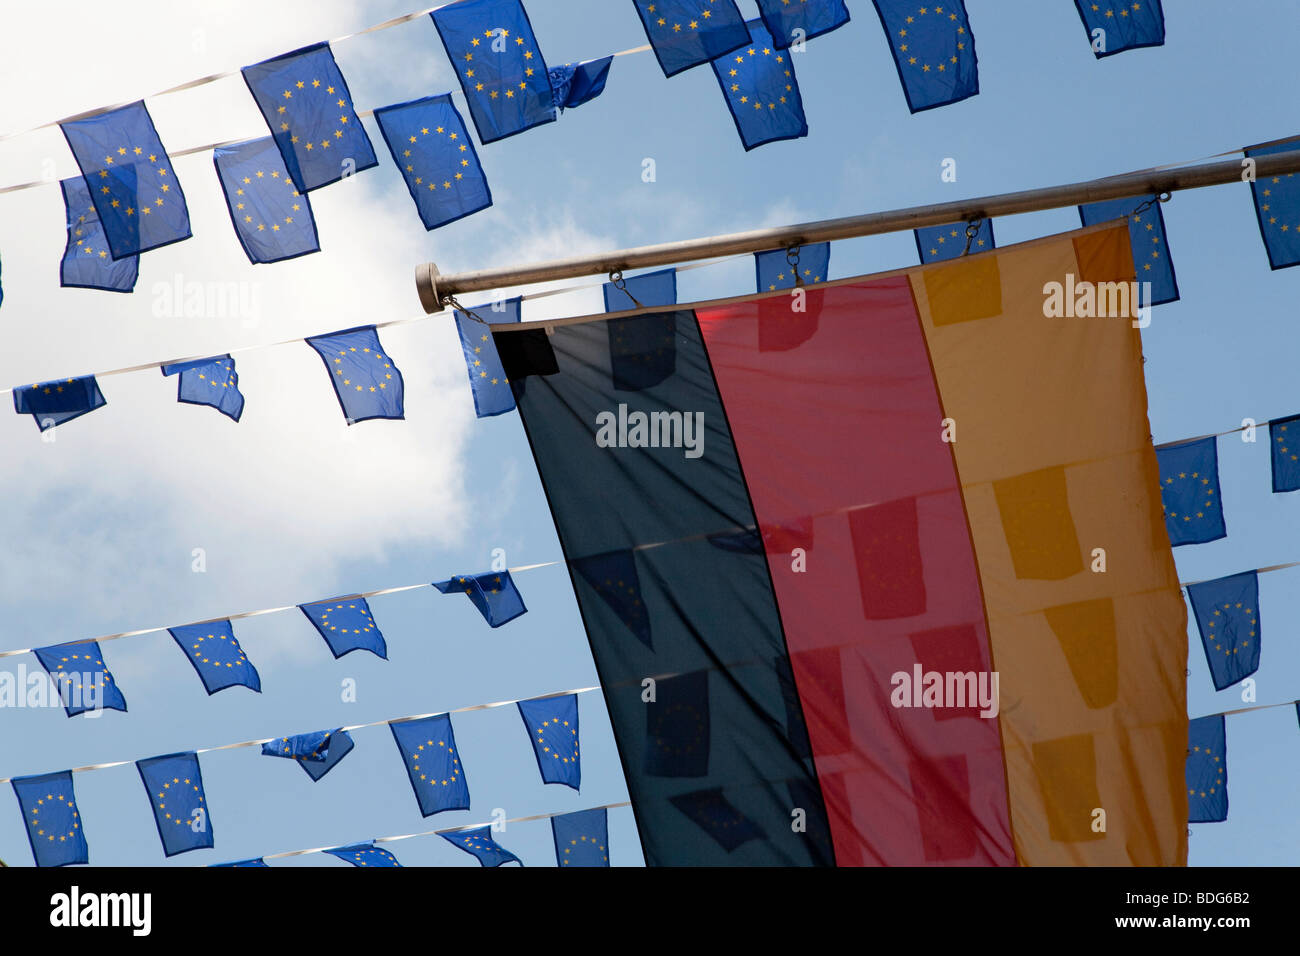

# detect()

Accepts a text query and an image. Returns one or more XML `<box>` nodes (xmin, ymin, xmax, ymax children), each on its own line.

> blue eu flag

<box><xmin>914</xmin><ymin>219</ymin><xmax>995</xmax><ymax>263</ymax></box>
<box><xmin>634</xmin><ymin>0</ymin><xmax>750</xmax><ymax>77</ymax></box>
<box><xmin>756</xmin><ymin>243</ymin><xmax>830</xmax><ymax>291</ymax></box>
<box><xmin>441</xmin><ymin>826</ymin><xmax>523</xmax><ymax>866</ymax></box>
<box><xmin>1269</xmin><ymin>414</ymin><xmax>1300</xmax><ymax>492</ymax></box>
<box><xmin>1074</xmin><ymin>0</ymin><xmax>1164</xmax><ymax>58</ymax></box>
<box><xmin>433</xmin><ymin>570</ymin><xmax>528</xmax><ymax>627</ymax></box>
<box><xmin>60</xmin><ymin>176</ymin><xmax>138</xmax><ymax>292</ymax></box>
<box><xmin>669</xmin><ymin>788</ymin><xmax>764</xmax><ymax>852</ymax></box>
<box><xmin>571</xmin><ymin>550</ymin><xmax>653</xmax><ymax>649</ymax></box>
<box><xmin>549</xmin><ymin>56</ymin><xmax>614</xmax><ymax>111</ymax></box>
<box><xmin>646</xmin><ymin>670</ymin><xmax>710</xmax><ymax>777</ymax></box>
<box><xmin>551</xmin><ymin>808</ymin><xmax>608</xmax><ymax>867</ymax></box>
<box><xmin>167</xmin><ymin>620</ymin><xmax>262</xmax><ymax>695</ymax></box>
<box><xmin>305</xmin><ymin>326</ymin><xmax>405</xmax><ymax>424</ymax></box>
<box><xmin>1079</xmin><ymin>195</ymin><xmax>1178</xmax><ymax>305</ymax></box>
<box><xmin>59</xmin><ymin>101</ymin><xmax>192</xmax><ymax>258</ymax></box>
<box><xmin>375</xmin><ymin>94</ymin><xmax>492</xmax><ymax>231</ymax></box>
<box><xmin>262</xmin><ymin>728</ymin><xmax>355</xmax><ymax>781</ymax></box>
<box><xmin>214</xmin><ymin>137</ymin><xmax>319</xmax><ymax>264</ymax></box>
<box><xmin>603</xmin><ymin>267</ymin><xmax>677</xmax><ymax>312</ymax></box>
<box><xmin>517</xmin><ymin>694</ymin><xmax>581</xmax><ymax>790</ymax></box>
<box><xmin>242</xmin><ymin>42</ymin><xmax>378</xmax><ymax>192</ymax></box>
<box><xmin>390</xmin><ymin>714</ymin><xmax>470</xmax><ymax>816</ymax></box>
<box><xmin>1187</xmin><ymin>715</ymin><xmax>1227</xmax><ymax>823</ymax></box>
<box><xmin>1246</xmin><ymin>138</ymin><xmax>1300</xmax><ymax>270</ymax></box>
<box><xmin>1156</xmin><ymin>437</ymin><xmax>1226</xmax><ymax>546</ymax></box>
<box><xmin>1187</xmin><ymin>571</ymin><xmax>1261</xmax><ymax>692</ymax></box>
<box><xmin>211</xmin><ymin>858</ymin><xmax>268</xmax><ymax>867</ymax></box>
<box><xmin>298</xmin><ymin>596</ymin><xmax>388</xmax><ymax>659</ymax></box>
<box><xmin>11</xmin><ymin>771</ymin><xmax>88</xmax><ymax>867</ymax></box>
<box><xmin>136</xmin><ymin>752</ymin><xmax>214</xmax><ymax>857</ymax></box>
<box><xmin>710</xmin><ymin>19</ymin><xmax>808</xmax><ymax>150</ymax></box>
<box><xmin>160</xmin><ymin>356</ymin><xmax>244</xmax><ymax>422</ymax></box>
<box><xmin>872</xmin><ymin>0</ymin><xmax>978</xmax><ymax>112</ymax></box>
<box><xmin>325</xmin><ymin>842</ymin><xmax>402</xmax><ymax>867</ymax></box>
<box><xmin>455</xmin><ymin>298</ymin><xmax>519</xmax><ymax>418</ymax></box>
<box><xmin>33</xmin><ymin>641</ymin><xmax>127</xmax><ymax>717</ymax></box>
<box><xmin>13</xmin><ymin>376</ymin><xmax>106</xmax><ymax>432</ymax></box>
<box><xmin>756</xmin><ymin>0</ymin><xmax>850</xmax><ymax>49</ymax></box>
<box><xmin>431</xmin><ymin>0</ymin><xmax>556</xmax><ymax>144</ymax></box>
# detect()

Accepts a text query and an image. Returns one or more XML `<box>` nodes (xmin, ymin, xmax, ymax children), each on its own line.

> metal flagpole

<box><xmin>414</xmin><ymin>148</ymin><xmax>1300</xmax><ymax>312</ymax></box>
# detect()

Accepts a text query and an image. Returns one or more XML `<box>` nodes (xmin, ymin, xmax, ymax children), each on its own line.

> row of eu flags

<box><xmin>9</xmin><ymin>691</ymin><xmax>587</xmax><ymax>866</ymax></box>
<box><xmin>26</xmin><ymin>571</ymin><xmax>526</xmax><ymax>717</ymax></box>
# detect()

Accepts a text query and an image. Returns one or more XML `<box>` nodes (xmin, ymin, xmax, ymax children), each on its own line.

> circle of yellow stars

<box><xmin>332</xmin><ymin>345</ymin><xmax>396</xmax><ymax>394</ymax></box>
<box><xmin>28</xmin><ymin>791</ymin><xmax>80</xmax><ymax>845</ymax></box>
<box><xmin>233</xmin><ymin>167</ymin><xmax>303</xmax><ymax>235</ymax></box>
<box><xmin>195</xmin><ymin>361</ymin><xmax>235</xmax><ymax>392</ymax></box>
<box><xmin>401</xmin><ymin>120</ymin><xmax>473</xmax><ymax>193</ymax></box>
<box><xmin>651</xmin><ymin>701</ymin><xmax>707</xmax><ymax>759</ymax></box>
<box><xmin>647</xmin><ymin>1</ymin><xmax>721</xmax><ymax>37</ymax></box>
<box><xmin>1088</xmin><ymin>2</ymin><xmax>1149</xmax><ymax>23</ymax></box>
<box><xmin>535</xmin><ymin>716</ymin><xmax>579</xmax><ymax>765</ymax></box>
<box><xmin>1259</xmin><ymin>173</ymin><xmax>1300</xmax><ymax>240</ymax></box>
<box><xmin>462</xmin><ymin>28</ymin><xmax>537</xmax><ymax>102</ymax></box>
<box><xmin>412</xmin><ymin>737</ymin><xmax>461</xmax><ymax>788</ymax></box>
<box><xmin>1206</xmin><ymin>601</ymin><xmax>1256</xmax><ymax>658</ymax></box>
<box><xmin>49</xmin><ymin>651</ymin><xmax>112</xmax><ymax>701</ymax></box>
<box><xmin>1130</xmin><ymin>211</ymin><xmax>1162</xmax><ymax>274</ymax></box>
<box><xmin>1276</xmin><ymin>422</ymin><xmax>1298</xmax><ymax>467</ymax></box>
<box><xmin>277</xmin><ymin>78</ymin><xmax>352</xmax><ymax>154</ymax></box>
<box><xmin>926</xmin><ymin>226</ymin><xmax>986</xmax><ymax>261</ymax></box>
<box><xmin>71</xmin><ymin>207</ymin><xmax>112</xmax><ymax>260</ymax></box>
<box><xmin>725</xmin><ymin>44</ymin><xmax>793</xmax><ymax>114</ymax></box>
<box><xmin>190</xmin><ymin>631</ymin><xmax>249</xmax><ymax>669</ymax></box>
<box><xmin>895</xmin><ymin>6</ymin><xmax>967</xmax><ymax>74</ymax></box>
<box><xmin>1188</xmin><ymin>741</ymin><xmax>1224</xmax><ymax>802</ymax></box>
<box><xmin>471</xmin><ymin>333</ymin><xmax>509</xmax><ymax>388</ymax></box>
<box><xmin>561</xmin><ymin>832</ymin><xmax>608</xmax><ymax>865</ymax></box>
<box><xmin>97</xmin><ymin>145</ymin><xmax>170</xmax><ymax>219</ymax></box>
<box><xmin>319</xmin><ymin>602</ymin><xmax>377</xmax><ymax>638</ymax></box>
<box><xmin>154</xmin><ymin>774</ymin><xmax>204</xmax><ymax>827</ymax></box>
<box><xmin>1161</xmin><ymin>469</ymin><xmax>1215</xmax><ymax>525</ymax></box>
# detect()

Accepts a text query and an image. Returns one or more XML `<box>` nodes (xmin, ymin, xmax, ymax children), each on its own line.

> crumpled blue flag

<box><xmin>242</xmin><ymin>42</ymin><xmax>377</xmax><ymax>192</ymax></box>
<box><xmin>210</xmin><ymin>857</ymin><xmax>268</xmax><ymax>867</ymax></box>
<box><xmin>11</xmin><ymin>771</ymin><xmax>88</xmax><ymax>867</ymax></box>
<box><xmin>633</xmin><ymin>0</ymin><xmax>750</xmax><ymax>77</ymax></box>
<box><xmin>214</xmin><ymin>136</ymin><xmax>319</xmax><ymax>264</ymax></box>
<box><xmin>60</xmin><ymin>176</ymin><xmax>138</xmax><ymax>292</ymax></box>
<box><xmin>1245</xmin><ymin>137</ymin><xmax>1300</xmax><ymax>270</ymax></box>
<box><xmin>1155</xmin><ymin>437</ymin><xmax>1226</xmax><ymax>546</ymax></box>
<box><xmin>33</xmin><ymin>641</ymin><xmax>127</xmax><ymax>717</ymax></box>
<box><xmin>167</xmin><ymin>620</ymin><xmax>262</xmax><ymax>695</ymax></box>
<box><xmin>517</xmin><ymin>694</ymin><xmax>581</xmax><ymax>790</ymax></box>
<box><xmin>1074</xmin><ymin>0</ymin><xmax>1164</xmax><ymax>58</ymax></box>
<box><xmin>389</xmin><ymin>714</ymin><xmax>470</xmax><ymax>816</ymax></box>
<box><xmin>1187</xmin><ymin>715</ymin><xmax>1228</xmax><ymax>823</ymax></box>
<box><xmin>13</xmin><ymin>376</ymin><xmax>106</xmax><ymax>432</ymax></box>
<box><xmin>710</xmin><ymin>19</ymin><xmax>807</xmax><ymax>150</ymax></box>
<box><xmin>549</xmin><ymin>56</ymin><xmax>613</xmax><ymax>111</ymax></box>
<box><xmin>305</xmin><ymin>326</ymin><xmax>405</xmax><ymax>424</ymax></box>
<box><xmin>755</xmin><ymin>243</ymin><xmax>831</xmax><ymax>291</ymax></box>
<box><xmin>755</xmin><ymin>0</ymin><xmax>850</xmax><ymax>49</ymax></box>
<box><xmin>298</xmin><ymin>596</ymin><xmax>388</xmax><ymax>659</ymax></box>
<box><xmin>551</xmin><ymin>807</ymin><xmax>608</xmax><ymax>867</ymax></box>
<box><xmin>1269</xmin><ymin>414</ymin><xmax>1300</xmax><ymax>492</ymax></box>
<box><xmin>432</xmin><ymin>570</ymin><xmax>528</xmax><ymax>627</ymax></box>
<box><xmin>670</xmin><ymin>787</ymin><xmax>764</xmax><ymax>852</ymax></box>
<box><xmin>645</xmin><ymin>670</ymin><xmax>710</xmax><ymax>777</ymax></box>
<box><xmin>325</xmin><ymin>842</ymin><xmax>402</xmax><ymax>867</ymax></box>
<box><xmin>261</xmin><ymin>728</ymin><xmax>355</xmax><ymax>781</ymax></box>
<box><xmin>59</xmin><ymin>100</ymin><xmax>192</xmax><ymax>258</ymax></box>
<box><xmin>375</xmin><ymin>94</ymin><xmax>492</xmax><ymax>231</ymax></box>
<box><xmin>603</xmin><ymin>267</ymin><xmax>677</xmax><ymax>312</ymax></box>
<box><xmin>160</xmin><ymin>355</ymin><xmax>244</xmax><ymax>422</ymax></box>
<box><xmin>571</xmin><ymin>550</ymin><xmax>653</xmax><ymax>649</ymax></box>
<box><xmin>914</xmin><ymin>219</ymin><xmax>995</xmax><ymax>264</ymax></box>
<box><xmin>1079</xmin><ymin>195</ymin><xmax>1178</xmax><ymax>305</ymax></box>
<box><xmin>136</xmin><ymin>752</ymin><xmax>214</xmax><ymax>857</ymax></box>
<box><xmin>1187</xmin><ymin>571</ymin><xmax>1261</xmax><ymax>692</ymax></box>
<box><xmin>431</xmin><ymin>0</ymin><xmax>556</xmax><ymax>144</ymax></box>
<box><xmin>455</xmin><ymin>297</ymin><xmax>520</xmax><ymax>418</ymax></box>
<box><xmin>872</xmin><ymin>0</ymin><xmax>978</xmax><ymax>112</ymax></box>
<box><xmin>441</xmin><ymin>826</ymin><xmax>523</xmax><ymax>866</ymax></box>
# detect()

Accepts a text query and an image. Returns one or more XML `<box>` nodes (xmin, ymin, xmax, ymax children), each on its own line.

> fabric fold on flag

<box><xmin>441</xmin><ymin>826</ymin><xmax>523</xmax><ymax>866</ymax></box>
<box><xmin>325</xmin><ymin>842</ymin><xmax>402</xmax><ymax>867</ymax></box>
<box><xmin>756</xmin><ymin>0</ymin><xmax>850</xmax><ymax>48</ymax></box>
<box><xmin>1186</xmin><ymin>571</ymin><xmax>1261</xmax><ymax>691</ymax></box>
<box><xmin>11</xmin><ymin>771</ymin><xmax>88</xmax><ymax>867</ymax></box>
<box><xmin>1074</xmin><ymin>0</ymin><xmax>1165</xmax><ymax>58</ymax></box>
<box><xmin>298</xmin><ymin>596</ymin><xmax>388</xmax><ymax>659</ymax></box>
<box><xmin>375</xmin><ymin>94</ymin><xmax>492</xmax><ymax>231</ymax></box>
<box><xmin>60</xmin><ymin>176</ymin><xmax>139</xmax><ymax>292</ymax></box>
<box><xmin>214</xmin><ymin>137</ymin><xmax>319</xmax><ymax>264</ymax></box>
<box><xmin>517</xmin><ymin>694</ymin><xmax>581</xmax><ymax>789</ymax></box>
<box><xmin>59</xmin><ymin>101</ymin><xmax>192</xmax><ymax>258</ymax></box>
<box><xmin>136</xmin><ymin>752</ymin><xmax>214</xmax><ymax>857</ymax></box>
<box><xmin>167</xmin><ymin>620</ymin><xmax>262</xmax><ymax>695</ymax></box>
<box><xmin>261</xmin><ymin>728</ymin><xmax>355</xmax><ymax>780</ymax></box>
<box><xmin>13</xmin><ymin>376</ymin><xmax>106</xmax><ymax>432</ymax></box>
<box><xmin>914</xmin><ymin>219</ymin><xmax>995</xmax><ymax>263</ymax></box>
<box><xmin>241</xmin><ymin>42</ymin><xmax>377</xmax><ymax>192</ymax></box>
<box><xmin>33</xmin><ymin>641</ymin><xmax>127</xmax><ymax>717</ymax></box>
<box><xmin>430</xmin><ymin>0</ymin><xmax>556</xmax><ymax>144</ymax></box>
<box><xmin>551</xmin><ymin>807</ymin><xmax>609</xmax><ymax>866</ymax></box>
<box><xmin>160</xmin><ymin>356</ymin><xmax>244</xmax><ymax>422</ymax></box>
<box><xmin>455</xmin><ymin>300</ymin><xmax>519</xmax><ymax>417</ymax></box>
<box><xmin>709</xmin><ymin>19</ymin><xmax>808</xmax><ymax>150</ymax></box>
<box><xmin>871</xmin><ymin>0</ymin><xmax>978</xmax><ymax>112</ymax></box>
<box><xmin>633</xmin><ymin>0</ymin><xmax>750</xmax><ymax>76</ymax></box>
<box><xmin>389</xmin><ymin>714</ymin><xmax>471</xmax><ymax>816</ymax></box>
<box><xmin>432</xmin><ymin>570</ymin><xmax>528</xmax><ymax>627</ymax></box>
<box><xmin>549</xmin><ymin>56</ymin><xmax>614</xmax><ymax>111</ymax></box>
<box><xmin>305</xmin><ymin>326</ymin><xmax>405</xmax><ymax>423</ymax></box>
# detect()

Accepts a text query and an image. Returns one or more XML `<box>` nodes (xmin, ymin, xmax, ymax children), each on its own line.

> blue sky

<box><xmin>0</xmin><ymin>0</ymin><xmax>1297</xmax><ymax>867</ymax></box>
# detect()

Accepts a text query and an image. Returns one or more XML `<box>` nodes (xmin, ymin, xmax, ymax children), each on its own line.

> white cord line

<box><xmin>0</xmin><ymin>682</ymin><xmax>601</xmax><ymax>784</ymax></box>
<box><xmin>0</xmin><ymin>560</ymin><xmax>561</xmax><ymax>660</ymax></box>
